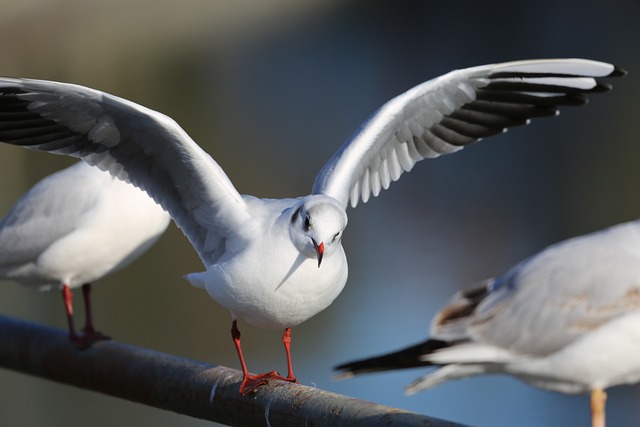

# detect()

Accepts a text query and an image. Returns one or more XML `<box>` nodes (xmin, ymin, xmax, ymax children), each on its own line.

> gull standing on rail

<box><xmin>335</xmin><ymin>220</ymin><xmax>640</xmax><ymax>427</ymax></box>
<box><xmin>0</xmin><ymin>58</ymin><xmax>623</xmax><ymax>393</ymax></box>
<box><xmin>0</xmin><ymin>161</ymin><xmax>170</xmax><ymax>347</ymax></box>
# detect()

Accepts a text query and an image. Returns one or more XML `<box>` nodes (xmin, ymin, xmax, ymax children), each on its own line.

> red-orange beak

<box><xmin>314</xmin><ymin>240</ymin><xmax>324</xmax><ymax>268</ymax></box>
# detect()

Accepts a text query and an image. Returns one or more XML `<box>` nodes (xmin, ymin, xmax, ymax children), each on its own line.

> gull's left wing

<box><xmin>312</xmin><ymin>59</ymin><xmax>624</xmax><ymax>209</ymax></box>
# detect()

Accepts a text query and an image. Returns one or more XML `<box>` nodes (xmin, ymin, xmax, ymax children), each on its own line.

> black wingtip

<box><xmin>610</xmin><ymin>66</ymin><xmax>628</xmax><ymax>78</ymax></box>
<box><xmin>592</xmin><ymin>82</ymin><xmax>613</xmax><ymax>93</ymax></box>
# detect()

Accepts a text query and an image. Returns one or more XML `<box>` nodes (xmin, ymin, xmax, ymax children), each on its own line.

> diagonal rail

<box><xmin>0</xmin><ymin>314</ymin><xmax>466</xmax><ymax>426</ymax></box>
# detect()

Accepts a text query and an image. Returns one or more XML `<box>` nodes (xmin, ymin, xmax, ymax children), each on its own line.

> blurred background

<box><xmin>0</xmin><ymin>0</ymin><xmax>639</xmax><ymax>426</ymax></box>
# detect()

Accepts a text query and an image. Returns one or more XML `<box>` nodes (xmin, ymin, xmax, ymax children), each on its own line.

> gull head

<box><xmin>289</xmin><ymin>195</ymin><xmax>348</xmax><ymax>268</ymax></box>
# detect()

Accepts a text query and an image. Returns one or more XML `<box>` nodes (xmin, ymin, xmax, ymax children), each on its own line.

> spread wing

<box><xmin>312</xmin><ymin>59</ymin><xmax>624</xmax><ymax>209</ymax></box>
<box><xmin>0</xmin><ymin>78</ymin><xmax>249</xmax><ymax>265</ymax></box>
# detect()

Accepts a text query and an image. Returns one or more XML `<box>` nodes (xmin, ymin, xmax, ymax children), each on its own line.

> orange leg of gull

<box><xmin>61</xmin><ymin>284</ymin><xmax>109</xmax><ymax>349</ymax></box>
<box><xmin>591</xmin><ymin>387</ymin><xmax>607</xmax><ymax>427</ymax></box>
<box><xmin>232</xmin><ymin>320</ymin><xmax>296</xmax><ymax>395</ymax></box>
<box><xmin>80</xmin><ymin>283</ymin><xmax>110</xmax><ymax>344</ymax></box>
<box><xmin>61</xmin><ymin>285</ymin><xmax>80</xmax><ymax>342</ymax></box>
<box><xmin>282</xmin><ymin>327</ymin><xmax>298</xmax><ymax>383</ymax></box>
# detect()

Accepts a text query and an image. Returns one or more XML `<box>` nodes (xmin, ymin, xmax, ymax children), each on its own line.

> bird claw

<box><xmin>239</xmin><ymin>371</ymin><xmax>280</xmax><ymax>395</ymax></box>
<box><xmin>70</xmin><ymin>330</ymin><xmax>111</xmax><ymax>349</ymax></box>
<box><xmin>239</xmin><ymin>371</ymin><xmax>298</xmax><ymax>395</ymax></box>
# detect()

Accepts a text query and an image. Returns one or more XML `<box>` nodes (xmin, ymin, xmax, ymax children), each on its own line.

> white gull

<box><xmin>0</xmin><ymin>58</ymin><xmax>623</xmax><ymax>393</ymax></box>
<box><xmin>335</xmin><ymin>220</ymin><xmax>640</xmax><ymax>427</ymax></box>
<box><xmin>0</xmin><ymin>161</ymin><xmax>170</xmax><ymax>347</ymax></box>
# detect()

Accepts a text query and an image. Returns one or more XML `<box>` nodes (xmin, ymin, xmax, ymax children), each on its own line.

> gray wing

<box><xmin>0</xmin><ymin>162</ymin><xmax>103</xmax><ymax>270</ymax></box>
<box><xmin>465</xmin><ymin>220</ymin><xmax>640</xmax><ymax>356</ymax></box>
<box><xmin>0</xmin><ymin>78</ymin><xmax>249</xmax><ymax>265</ymax></box>
<box><xmin>312</xmin><ymin>59</ymin><xmax>624</xmax><ymax>209</ymax></box>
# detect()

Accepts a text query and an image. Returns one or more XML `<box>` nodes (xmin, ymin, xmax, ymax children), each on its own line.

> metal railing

<box><xmin>0</xmin><ymin>314</ymin><xmax>466</xmax><ymax>426</ymax></box>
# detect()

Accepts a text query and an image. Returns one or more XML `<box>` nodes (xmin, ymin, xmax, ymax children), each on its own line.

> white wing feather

<box><xmin>0</xmin><ymin>78</ymin><xmax>248</xmax><ymax>265</ymax></box>
<box><xmin>312</xmin><ymin>59</ymin><xmax>618</xmax><ymax>209</ymax></box>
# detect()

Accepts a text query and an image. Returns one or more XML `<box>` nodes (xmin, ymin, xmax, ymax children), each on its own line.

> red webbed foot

<box><xmin>239</xmin><ymin>371</ymin><xmax>298</xmax><ymax>395</ymax></box>
<box><xmin>70</xmin><ymin>329</ymin><xmax>111</xmax><ymax>349</ymax></box>
<box><xmin>240</xmin><ymin>371</ymin><xmax>281</xmax><ymax>395</ymax></box>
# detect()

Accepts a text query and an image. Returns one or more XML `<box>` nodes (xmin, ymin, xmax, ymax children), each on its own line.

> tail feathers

<box><xmin>405</xmin><ymin>363</ymin><xmax>490</xmax><ymax>395</ymax></box>
<box><xmin>185</xmin><ymin>271</ymin><xmax>207</xmax><ymax>289</ymax></box>
<box><xmin>334</xmin><ymin>339</ymin><xmax>450</xmax><ymax>378</ymax></box>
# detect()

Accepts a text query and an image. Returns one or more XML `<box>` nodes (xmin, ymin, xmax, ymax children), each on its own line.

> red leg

<box><xmin>232</xmin><ymin>320</ymin><xmax>281</xmax><ymax>395</ymax></box>
<box><xmin>61</xmin><ymin>285</ymin><xmax>80</xmax><ymax>342</ymax></box>
<box><xmin>60</xmin><ymin>283</ymin><xmax>109</xmax><ymax>349</ymax></box>
<box><xmin>282</xmin><ymin>327</ymin><xmax>297</xmax><ymax>383</ymax></box>
<box><xmin>232</xmin><ymin>320</ymin><xmax>251</xmax><ymax>377</ymax></box>
<box><xmin>81</xmin><ymin>283</ymin><xmax>97</xmax><ymax>333</ymax></box>
<box><xmin>80</xmin><ymin>283</ymin><xmax>110</xmax><ymax>344</ymax></box>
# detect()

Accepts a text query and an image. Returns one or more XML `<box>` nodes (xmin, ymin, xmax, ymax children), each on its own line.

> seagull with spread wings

<box><xmin>0</xmin><ymin>58</ymin><xmax>623</xmax><ymax>393</ymax></box>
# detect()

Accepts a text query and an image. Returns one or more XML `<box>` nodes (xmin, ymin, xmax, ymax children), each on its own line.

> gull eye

<box><xmin>304</xmin><ymin>216</ymin><xmax>311</xmax><ymax>231</ymax></box>
<box><xmin>332</xmin><ymin>231</ymin><xmax>341</xmax><ymax>242</ymax></box>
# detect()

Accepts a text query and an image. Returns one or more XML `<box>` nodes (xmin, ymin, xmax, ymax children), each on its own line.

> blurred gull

<box><xmin>0</xmin><ymin>58</ymin><xmax>623</xmax><ymax>393</ymax></box>
<box><xmin>0</xmin><ymin>161</ymin><xmax>170</xmax><ymax>347</ymax></box>
<box><xmin>335</xmin><ymin>220</ymin><xmax>640</xmax><ymax>427</ymax></box>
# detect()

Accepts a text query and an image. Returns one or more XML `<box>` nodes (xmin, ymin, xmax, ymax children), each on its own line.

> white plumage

<box><xmin>335</xmin><ymin>221</ymin><xmax>640</xmax><ymax>427</ymax></box>
<box><xmin>0</xmin><ymin>58</ymin><xmax>622</xmax><ymax>393</ymax></box>
<box><xmin>0</xmin><ymin>161</ymin><xmax>170</xmax><ymax>347</ymax></box>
